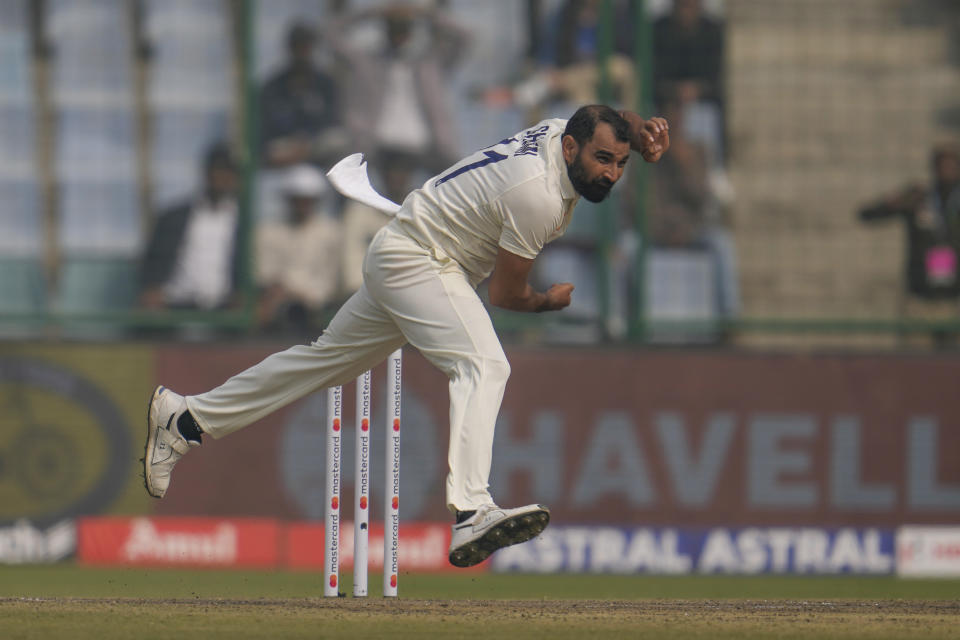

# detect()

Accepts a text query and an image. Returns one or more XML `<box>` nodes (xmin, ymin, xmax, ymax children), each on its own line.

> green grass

<box><xmin>1</xmin><ymin>565</ymin><xmax>958</xmax><ymax>600</ymax></box>
<box><xmin>0</xmin><ymin>566</ymin><xmax>957</xmax><ymax>639</ymax></box>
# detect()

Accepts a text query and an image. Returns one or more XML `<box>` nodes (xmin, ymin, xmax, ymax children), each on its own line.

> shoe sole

<box><xmin>448</xmin><ymin>507</ymin><xmax>550</xmax><ymax>568</ymax></box>
<box><xmin>142</xmin><ymin>385</ymin><xmax>164</xmax><ymax>498</ymax></box>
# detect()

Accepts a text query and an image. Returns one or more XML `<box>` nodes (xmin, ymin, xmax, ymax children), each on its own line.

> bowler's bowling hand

<box><xmin>640</xmin><ymin>117</ymin><xmax>670</xmax><ymax>163</ymax></box>
<box><xmin>544</xmin><ymin>283</ymin><xmax>575</xmax><ymax>311</ymax></box>
<box><xmin>618</xmin><ymin>111</ymin><xmax>670</xmax><ymax>162</ymax></box>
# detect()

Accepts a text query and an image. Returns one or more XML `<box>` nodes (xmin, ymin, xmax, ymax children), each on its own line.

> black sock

<box><xmin>177</xmin><ymin>411</ymin><xmax>203</xmax><ymax>444</ymax></box>
<box><xmin>455</xmin><ymin>510</ymin><xmax>476</xmax><ymax>524</ymax></box>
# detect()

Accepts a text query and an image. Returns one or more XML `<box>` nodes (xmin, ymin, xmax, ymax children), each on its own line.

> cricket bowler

<box><xmin>144</xmin><ymin>104</ymin><xmax>669</xmax><ymax>567</ymax></box>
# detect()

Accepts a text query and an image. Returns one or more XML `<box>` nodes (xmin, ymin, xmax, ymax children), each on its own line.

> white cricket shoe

<box><xmin>143</xmin><ymin>386</ymin><xmax>198</xmax><ymax>498</ymax></box>
<box><xmin>448</xmin><ymin>503</ymin><xmax>550</xmax><ymax>568</ymax></box>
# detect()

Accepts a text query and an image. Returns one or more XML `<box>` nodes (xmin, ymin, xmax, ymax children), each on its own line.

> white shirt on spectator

<box><xmin>374</xmin><ymin>60</ymin><xmax>431</xmax><ymax>153</ymax></box>
<box><xmin>164</xmin><ymin>199</ymin><xmax>237</xmax><ymax>309</ymax></box>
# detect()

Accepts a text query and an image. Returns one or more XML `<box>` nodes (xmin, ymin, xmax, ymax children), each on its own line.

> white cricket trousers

<box><xmin>186</xmin><ymin>221</ymin><xmax>509</xmax><ymax>513</ymax></box>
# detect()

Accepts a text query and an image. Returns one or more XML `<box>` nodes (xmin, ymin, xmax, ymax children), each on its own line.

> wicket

<box><xmin>324</xmin><ymin>349</ymin><xmax>402</xmax><ymax>598</ymax></box>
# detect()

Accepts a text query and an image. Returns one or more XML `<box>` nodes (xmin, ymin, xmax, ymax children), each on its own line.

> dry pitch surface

<box><xmin>4</xmin><ymin>597</ymin><xmax>959</xmax><ymax>639</ymax></box>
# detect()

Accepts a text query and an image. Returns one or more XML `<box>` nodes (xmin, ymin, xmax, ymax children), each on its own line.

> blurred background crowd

<box><xmin>1</xmin><ymin>0</ymin><xmax>959</xmax><ymax>349</ymax></box>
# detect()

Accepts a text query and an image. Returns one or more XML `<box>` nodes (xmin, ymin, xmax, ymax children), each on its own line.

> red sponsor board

<box><xmin>286</xmin><ymin>522</ymin><xmax>484</xmax><ymax>572</ymax></box>
<box><xmin>78</xmin><ymin>517</ymin><xmax>280</xmax><ymax>568</ymax></box>
<box><xmin>77</xmin><ymin>517</ymin><xmax>483</xmax><ymax>572</ymax></box>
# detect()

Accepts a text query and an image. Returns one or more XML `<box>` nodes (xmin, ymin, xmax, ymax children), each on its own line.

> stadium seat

<box><xmin>0</xmin><ymin>179</ymin><xmax>43</xmax><ymax>254</ymax></box>
<box><xmin>0</xmin><ymin>258</ymin><xmax>46</xmax><ymax>313</ymax></box>
<box><xmin>55</xmin><ymin>108</ymin><xmax>137</xmax><ymax>181</ymax></box>
<box><xmin>144</xmin><ymin>0</ymin><xmax>233</xmax><ymax>106</ymax></box>
<box><xmin>57</xmin><ymin>180</ymin><xmax>139</xmax><ymax>254</ymax></box>
<box><xmin>47</xmin><ymin>0</ymin><xmax>134</xmax><ymax>103</ymax></box>
<box><xmin>143</xmin><ymin>0</ymin><xmax>233</xmax><ymax>210</ymax></box>
<box><xmin>0</xmin><ymin>0</ymin><xmax>31</xmax><ymax>104</ymax></box>
<box><xmin>55</xmin><ymin>256</ymin><xmax>138</xmax><ymax>313</ymax></box>
<box><xmin>645</xmin><ymin>247</ymin><xmax>719</xmax><ymax>343</ymax></box>
<box><xmin>0</xmin><ymin>104</ymin><xmax>36</xmax><ymax>175</ymax></box>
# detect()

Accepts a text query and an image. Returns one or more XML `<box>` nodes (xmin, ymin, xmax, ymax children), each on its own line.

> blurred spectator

<box><xmin>551</xmin><ymin>0</ymin><xmax>635</xmax><ymax>68</ymax></box>
<box><xmin>259</xmin><ymin>21</ymin><xmax>346</xmax><ymax>170</ymax></box>
<box><xmin>139</xmin><ymin>143</ymin><xmax>242</xmax><ymax>311</ymax></box>
<box><xmin>483</xmin><ymin>0</ymin><xmax>636</xmax><ymax>115</ymax></box>
<box><xmin>650</xmin><ymin>101</ymin><xmax>740</xmax><ymax>319</ymax></box>
<box><xmin>326</xmin><ymin>3</ymin><xmax>469</xmax><ymax>187</ymax></box>
<box><xmin>858</xmin><ymin>144</ymin><xmax>960</xmax><ymax>303</ymax></box>
<box><xmin>256</xmin><ymin>165</ymin><xmax>344</xmax><ymax>334</ymax></box>
<box><xmin>653</xmin><ymin>0</ymin><xmax>725</xmax><ymax>165</ymax></box>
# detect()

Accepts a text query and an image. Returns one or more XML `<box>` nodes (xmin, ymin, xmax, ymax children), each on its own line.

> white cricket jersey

<box><xmin>394</xmin><ymin>118</ymin><xmax>579</xmax><ymax>286</ymax></box>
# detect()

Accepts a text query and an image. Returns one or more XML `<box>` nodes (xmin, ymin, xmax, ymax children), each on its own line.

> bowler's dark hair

<box><xmin>563</xmin><ymin>105</ymin><xmax>630</xmax><ymax>146</ymax></box>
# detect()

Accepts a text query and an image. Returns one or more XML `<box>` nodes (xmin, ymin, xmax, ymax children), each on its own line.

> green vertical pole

<box><xmin>239</xmin><ymin>0</ymin><xmax>259</xmax><ymax>329</ymax></box>
<box><xmin>629</xmin><ymin>0</ymin><xmax>653</xmax><ymax>342</ymax></box>
<box><xmin>596</xmin><ymin>0</ymin><xmax>614</xmax><ymax>339</ymax></box>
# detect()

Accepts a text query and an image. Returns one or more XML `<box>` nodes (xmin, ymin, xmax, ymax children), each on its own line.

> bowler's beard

<box><xmin>567</xmin><ymin>153</ymin><xmax>614</xmax><ymax>203</ymax></box>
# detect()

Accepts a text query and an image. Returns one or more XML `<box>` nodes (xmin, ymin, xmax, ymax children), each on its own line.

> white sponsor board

<box><xmin>896</xmin><ymin>526</ymin><xmax>960</xmax><ymax>577</ymax></box>
<box><xmin>0</xmin><ymin>520</ymin><xmax>76</xmax><ymax>564</ymax></box>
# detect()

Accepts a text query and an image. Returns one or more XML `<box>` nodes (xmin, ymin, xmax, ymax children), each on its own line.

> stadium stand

<box><xmin>726</xmin><ymin>0</ymin><xmax>960</xmax><ymax>325</ymax></box>
<box><xmin>48</xmin><ymin>0</ymin><xmax>139</xmax><ymax>312</ymax></box>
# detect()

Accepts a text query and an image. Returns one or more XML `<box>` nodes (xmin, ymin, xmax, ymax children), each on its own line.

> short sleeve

<box><xmin>496</xmin><ymin>179</ymin><xmax>563</xmax><ymax>259</ymax></box>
